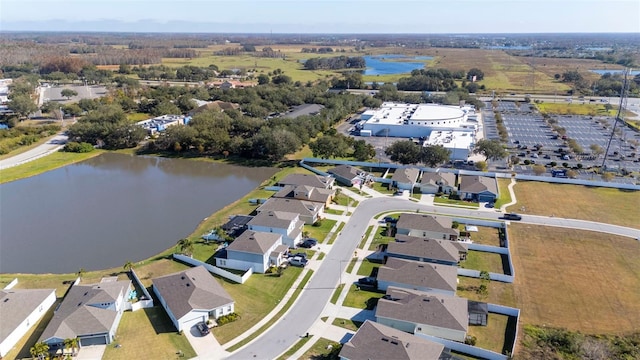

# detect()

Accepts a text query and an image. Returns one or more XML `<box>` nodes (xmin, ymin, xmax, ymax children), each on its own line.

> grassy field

<box><xmin>468</xmin><ymin>226</ymin><xmax>501</xmax><ymax>247</ymax></box>
<box><xmin>509</xmin><ymin>224</ymin><xmax>640</xmax><ymax>333</ymax></box>
<box><xmin>462</xmin><ymin>250</ymin><xmax>508</xmax><ymax>275</ymax></box>
<box><xmin>0</xmin><ymin>150</ymin><xmax>104</xmax><ymax>184</ymax></box>
<box><xmin>467</xmin><ymin>314</ymin><xmax>513</xmax><ymax>355</ymax></box>
<box><xmin>507</xmin><ymin>181</ymin><xmax>640</xmax><ymax>228</ymax></box>
<box><xmin>213</xmin><ymin>266</ymin><xmax>303</xmax><ymax>344</ymax></box>
<box><xmin>493</xmin><ymin>178</ymin><xmax>513</xmax><ymax>209</ymax></box>
<box><xmin>456</xmin><ymin>276</ymin><xmax>517</xmax><ymax>308</ymax></box>
<box><xmin>101</xmin><ymin>307</ymin><xmax>196</xmax><ymax>360</ymax></box>
<box><xmin>0</xmin><ymin>271</ymin><xmax>129</xmax><ymax>298</ymax></box>
<box><xmin>536</xmin><ymin>102</ymin><xmax>617</xmax><ymax>116</ymax></box>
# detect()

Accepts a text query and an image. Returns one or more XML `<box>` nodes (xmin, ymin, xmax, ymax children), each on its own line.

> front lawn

<box><xmin>368</xmin><ymin>226</ymin><xmax>394</xmax><ymax>251</ymax></box>
<box><xmin>332</xmin><ymin>318</ymin><xmax>363</xmax><ymax>332</ymax></box>
<box><xmin>299</xmin><ymin>337</ymin><xmax>341</xmax><ymax>360</ymax></box>
<box><xmin>102</xmin><ymin>307</ymin><xmax>196</xmax><ymax>360</ymax></box>
<box><xmin>342</xmin><ymin>284</ymin><xmax>385</xmax><ymax>310</ymax></box>
<box><xmin>434</xmin><ymin>195</ymin><xmax>479</xmax><ymax>208</ymax></box>
<box><xmin>356</xmin><ymin>259</ymin><xmax>380</xmax><ymax>277</ymax></box>
<box><xmin>493</xmin><ymin>178</ymin><xmax>513</xmax><ymax>209</ymax></box>
<box><xmin>370</xmin><ymin>182</ymin><xmax>395</xmax><ymax>195</ymax></box>
<box><xmin>305</xmin><ymin>219</ymin><xmax>337</xmax><ymax>243</ymax></box>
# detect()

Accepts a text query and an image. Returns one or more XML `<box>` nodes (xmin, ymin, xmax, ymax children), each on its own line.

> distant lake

<box><xmin>486</xmin><ymin>45</ymin><xmax>532</xmax><ymax>50</ymax></box>
<box><xmin>0</xmin><ymin>153</ymin><xmax>276</xmax><ymax>274</ymax></box>
<box><xmin>363</xmin><ymin>55</ymin><xmax>432</xmax><ymax>76</ymax></box>
<box><xmin>590</xmin><ymin>69</ymin><xmax>640</xmax><ymax>76</ymax></box>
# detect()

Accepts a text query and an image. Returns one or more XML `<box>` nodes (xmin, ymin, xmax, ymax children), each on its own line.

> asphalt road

<box><xmin>0</xmin><ymin>132</ymin><xmax>68</xmax><ymax>170</ymax></box>
<box><xmin>227</xmin><ymin>197</ymin><xmax>639</xmax><ymax>359</ymax></box>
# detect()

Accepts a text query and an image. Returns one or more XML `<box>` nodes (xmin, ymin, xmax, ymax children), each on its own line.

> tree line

<box><xmin>303</xmin><ymin>56</ymin><xmax>366</xmax><ymax>70</ymax></box>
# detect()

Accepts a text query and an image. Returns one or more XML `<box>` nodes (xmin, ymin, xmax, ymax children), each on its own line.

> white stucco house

<box><xmin>216</xmin><ymin>231</ymin><xmax>288</xmax><ymax>273</ymax></box>
<box><xmin>246</xmin><ymin>211</ymin><xmax>304</xmax><ymax>248</ymax></box>
<box><xmin>0</xmin><ymin>288</ymin><xmax>56</xmax><ymax>358</ymax></box>
<box><xmin>152</xmin><ymin>266</ymin><xmax>235</xmax><ymax>332</ymax></box>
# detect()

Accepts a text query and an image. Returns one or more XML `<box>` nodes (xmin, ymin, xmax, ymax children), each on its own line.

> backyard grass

<box><xmin>0</xmin><ymin>149</ymin><xmax>104</xmax><ymax>184</ymax></box>
<box><xmin>101</xmin><ymin>307</ymin><xmax>196</xmax><ymax>360</ymax></box>
<box><xmin>330</xmin><ymin>283</ymin><xmax>345</xmax><ymax>304</ymax></box>
<box><xmin>456</xmin><ymin>277</ymin><xmax>517</xmax><ymax>308</ymax></box>
<box><xmin>468</xmin><ymin>226</ymin><xmax>502</xmax><ymax>247</ymax></box>
<box><xmin>0</xmin><ymin>270</ymin><xmax>128</xmax><ymax>298</ymax></box>
<box><xmin>328</xmin><ymin>222</ymin><xmax>345</xmax><ymax>245</ymax></box>
<box><xmin>299</xmin><ymin>337</ymin><xmax>341</xmax><ymax>360</ymax></box>
<box><xmin>509</xmin><ymin>224</ymin><xmax>640</xmax><ymax>333</ymax></box>
<box><xmin>368</xmin><ymin>226</ymin><xmax>394</xmax><ymax>251</ymax></box>
<box><xmin>493</xmin><ymin>178</ymin><xmax>513</xmax><ymax>209</ymax></box>
<box><xmin>332</xmin><ymin>318</ymin><xmax>363</xmax><ymax>332</ymax></box>
<box><xmin>433</xmin><ymin>196</ymin><xmax>479</xmax><ymax>208</ymax></box>
<box><xmin>305</xmin><ymin>219</ymin><xmax>337</xmax><ymax>243</ymax></box>
<box><xmin>356</xmin><ymin>259</ymin><xmax>380</xmax><ymax>277</ymax></box>
<box><xmin>213</xmin><ymin>266</ymin><xmax>303</xmax><ymax>344</ymax></box>
<box><xmin>132</xmin><ymin>258</ymin><xmax>192</xmax><ymax>288</ymax></box>
<box><xmin>507</xmin><ymin>181</ymin><xmax>640</xmax><ymax>228</ymax></box>
<box><xmin>536</xmin><ymin>102</ymin><xmax>617</xmax><ymax>116</ymax></box>
<box><xmin>461</xmin><ymin>250</ymin><xmax>509</xmax><ymax>275</ymax></box>
<box><xmin>467</xmin><ymin>314</ymin><xmax>512</xmax><ymax>354</ymax></box>
<box><xmin>276</xmin><ymin>335</ymin><xmax>314</xmax><ymax>360</ymax></box>
<box><xmin>342</xmin><ymin>284</ymin><xmax>385</xmax><ymax>310</ymax></box>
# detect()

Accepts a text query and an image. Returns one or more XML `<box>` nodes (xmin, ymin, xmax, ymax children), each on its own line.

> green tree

<box><xmin>7</xmin><ymin>94</ymin><xmax>37</xmax><ymax>119</ymax></box>
<box><xmin>257</xmin><ymin>74</ymin><xmax>270</xmax><ymax>85</ymax></box>
<box><xmin>420</xmin><ymin>145</ymin><xmax>451</xmax><ymax>167</ymax></box>
<box><xmin>61</xmin><ymin>89</ymin><xmax>78</xmax><ymax>100</ymax></box>
<box><xmin>466</xmin><ymin>68</ymin><xmax>485</xmax><ymax>81</ymax></box>
<box><xmin>309</xmin><ymin>135</ymin><xmax>350</xmax><ymax>159</ymax></box>
<box><xmin>63</xmin><ymin>337</ymin><xmax>79</xmax><ymax>356</ymax></box>
<box><xmin>352</xmin><ymin>139</ymin><xmax>376</xmax><ymax>161</ymax></box>
<box><xmin>475</xmin><ymin>160</ymin><xmax>488</xmax><ymax>171</ymax></box>
<box><xmin>152</xmin><ymin>101</ymin><xmax>181</xmax><ymax>116</ymax></box>
<box><xmin>30</xmin><ymin>341</ymin><xmax>49</xmax><ymax>360</ymax></box>
<box><xmin>123</xmin><ymin>260</ymin><xmax>134</xmax><ymax>272</ymax></box>
<box><xmin>385</xmin><ymin>140</ymin><xmax>421</xmax><ymax>164</ymax></box>
<box><xmin>176</xmin><ymin>238</ymin><xmax>194</xmax><ymax>256</ymax></box>
<box><xmin>77</xmin><ymin>268</ymin><xmax>85</xmax><ymax>279</ymax></box>
<box><xmin>473</xmin><ymin>139</ymin><xmax>507</xmax><ymax>161</ymax></box>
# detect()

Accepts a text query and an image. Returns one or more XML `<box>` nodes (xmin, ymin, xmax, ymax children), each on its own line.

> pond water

<box><xmin>0</xmin><ymin>153</ymin><xmax>276</xmax><ymax>274</ymax></box>
<box><xmin>363</xmin><ymin>55</ymin><xmax>432</xmax><ymax>76</ymax></box>
<box><xmin>589</xmin><ymin>69</ymin><xmax>640</xmax><ymax>76</ymax></box>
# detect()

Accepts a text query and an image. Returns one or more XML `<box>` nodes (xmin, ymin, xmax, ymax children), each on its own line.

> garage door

<box><xmin>478</xmin><ymin>194</ymin><xmax>494</xmax><ymax>203</ymax></box>
<box><xmin>80</xmin><ymin>334</ymin><xmax>108</xmax><ymax>346</ymax></box>
<box><xmin>181</xmin><ymin>316</ymin><xmax>205</xmax><ymax>332</ymax></box>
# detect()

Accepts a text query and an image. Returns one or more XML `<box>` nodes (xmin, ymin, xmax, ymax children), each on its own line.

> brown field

<box><xmin>509</xmin><ymin>224</ymin><xmax>640</xmax><ymax>334</ymax></box>
<box><xmin>506</xmin><ymin>181</ymin><xmax>640</xmax><ymax>228</ymax></box>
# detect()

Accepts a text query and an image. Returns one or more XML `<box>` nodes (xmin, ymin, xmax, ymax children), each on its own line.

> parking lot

<box><xmin>40</xmin><ymin>84</ymin><xmax>108</xmax><ymax>105</ymax></box>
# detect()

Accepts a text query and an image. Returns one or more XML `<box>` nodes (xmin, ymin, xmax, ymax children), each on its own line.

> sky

<box><xmin>1</xmin><ymin>0</ymin><xmax>639</xmax><ymax>33</ymax></box>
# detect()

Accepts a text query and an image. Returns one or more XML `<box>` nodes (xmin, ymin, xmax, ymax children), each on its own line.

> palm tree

<box><xmin>63</xmin><ymin>338</ymin><xmax>79</xmax><ymax>356</ymax></box>
<box><xmin>30</xmin><ymin>341</ymin><xmax>49</xmax><ymax>360</ymax></box>
<box><xmin>76</xmin><ymin>268</ymin><xmax>85</xmax><ymax>279</ymax></box>
<box><xmin>123</xmin><ymin>260</ymin><xmax>134</xmax><ymax>272</ymax></box>
<box><xmin>176</xmin><ymin>238</ymin><xmax>194</xmax><ymax>256</ymax></box>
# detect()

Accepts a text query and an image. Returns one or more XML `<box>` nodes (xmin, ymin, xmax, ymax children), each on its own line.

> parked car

<box><xmin>300</xmin><ymin>238</ymin><xmax>318</xmax><ymax>248</ymax></box>
<box><xmin>290</xmin><ymin>252</ymin><xmax>307</xmax><ymax>260</ymax></box>
<box><xmin>289</xmin><ymin>256</ymin><xmax>308</xmax><ymax>267</ymax></box>
<box><xmin>358</xmin><ymin>277</ymin><xmax>377</xmax><ymax>287</ymax></box>
<box><xmin>383</xmin><ymin>216</ymin><xmax>398</xmax><ymax>224</ymax></box>
<box><xmin>196</xmin><ymin>322</ymin><xmax>210</xmax><ymax>336</ymax></box>
<box><xmin>503</xmin><ymin>213</ymin><xmax>522</xmax><ymax>221</ymax></box>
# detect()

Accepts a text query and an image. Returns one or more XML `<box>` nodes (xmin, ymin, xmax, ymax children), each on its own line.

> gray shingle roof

<box><xmin>376</xmin><ymin>287</ymin><xmax>468</xmax><ymax>332</ymax></box>
<box><xmin>389</xmin><ymin>235</ymin><xmax>467</xmax><ymax>263</ymax></box>
<box><xmin>40</xmin><ymin>280</ymin><xmax>131</xmax><ymax>342</ymax></box>
<box><xmin>377</xmin><ymin>258</ymin><xmax>458</xmax><ymax>293</ymax></box>
<box><xmin>226</xmin><ymin>230</ymin><xmax>282</xmax><ymax>255</ymax></box>
<box><xmin>152</xmin><ymin>266</ymin><xmax>234</xmax><ymax>320</ymax></box>
<box><xmin>257</xmin><ymin>198</ymin><xmax>322</xmax><ymax>217</ymax></box>
<box><xmin>339</xmin><ymin>320</ymin><xmax>445</xmax><ymax>360</ymax></box>
<box><xmin>273</xmin><ymin>185</ymin><xmax>334</xmax><ymax>203</ymax></box>
<box><xmin>459</xmin><ymin>175</ymin><xmax>498</xmax><ymax>195</ymax></box>
<box><xmin>421</xmin><ymin>172</ymin><xmax>456</xmax><ymax>187</ymax></box>
<box><xmin>328</xmin><ymin>164</ymin><xmax>361</xmax><ymax>180</ymax></box>
<box><xmin>391</xmin><ymin>167</ymin><xmax>421</xmax><ymax>185</ymax></box>
<box><xmin>396</xmin><ymin>214</ymin><xmax>459</xmax><ymax>236</ymax></box>
<box><xmin>1</xmin><ymin>288</ymin><xmax>55</xmax><ymax>343</ymax></box>
<box><xmin>248</xmin><ymin>211</ymin><xmax>300</xmax><ymax>229</ymax></box>
<box><xmin>277</xmin><ymin>173</ymin><xmax>334</xmax><ymax>189</ymax></box>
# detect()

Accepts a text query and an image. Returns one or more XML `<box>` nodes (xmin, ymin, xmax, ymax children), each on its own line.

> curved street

<box><xmin>0</xmin><ymin>131</ymin><xmax>68</xmax><ymax>170</ymax></box>
<box><xmin>227</xmin><ymin>196</ymin><xmax>639</xmax><ymax>359</ymax></box>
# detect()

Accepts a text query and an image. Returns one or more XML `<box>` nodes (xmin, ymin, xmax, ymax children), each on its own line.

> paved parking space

<box><xmin>75</xmin><ymin>345</ymin><xmax>107</xmax><ymax>360</ymax></box>
<box><xmin>184</xmin><ymin>324</ymin><xmax>227</xmax><ymax>359</ymax></box>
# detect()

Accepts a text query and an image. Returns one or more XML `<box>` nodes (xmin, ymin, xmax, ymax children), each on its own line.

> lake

<box><xmin>363</xmin><ymin>55</ymin><xmax>432</xmax><ymax>76</ymax></box>
<box><xmin>0</xmin><ymin>153</ymin><xmax>276</xmax><ymax>274</ymax></box>
<box><xmin>590</xmin><ymin>69</ymin><xmax>640</xmax><ymax>76</ymax></box>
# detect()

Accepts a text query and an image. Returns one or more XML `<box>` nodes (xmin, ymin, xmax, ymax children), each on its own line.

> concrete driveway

<box><xmin>75</xmin><ymin>345</ymin><xmax>106</xmax><ymax>360</ymax></box>
<box><xmin>184</xmin><ymin>324</ymin><xmax>228</xmax><ymax>359</ymax></box>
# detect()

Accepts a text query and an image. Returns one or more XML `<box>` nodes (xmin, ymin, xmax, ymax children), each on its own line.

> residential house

<box><xmin>216</xmin><ymin>231</ymin><xmax>287</xmax><ymax>273</ymax></box>
<box><xmin>209</xmin><ymin>80</ymin><xmax>256</xmax><ymax>89</ymax></box>
<box><xmin>328</xmin><ymin>165</ymin><xmax>364</xmax><ymax>187</ymax></box>
<box><xmin>247</xmin><ymin>211</ymin><xmax>304</xmax><ymax>248</ymax></box>
<box><xmin>277</xmin><ymin>173</ymin><xmax>335</xmax><ymax>189</ymax></box>
<box><xmin>458</xmin><ymin>175</ymin><xmax>498</xmax><ymax>203</ymax></box>
<box><xmin>0</xmin><ymin>288</ymin><xmax>56</xmax><ymax>358</ymax></box>
<box><xmin>339</xmin><ymin>320</ymin><xmax>447</xmax><ymax>360</ymax></box>
<box><xmin>376</xmin><ymin>257</ymin><xmax>458</xmax><ymax>296</ymax></box>
<box><xmin>386</xmin><ymin>234</ymin><xmax>468</xmax><ymax>266</ymax></box>
<box><xmin>391</xmin><ymin>167</ymin><xmax>421</xmax><ymax>191</ymax></box>
<box><xmin>40</xmin><ymin>279</ymin><xmax>132</xmax><ymax>348</ymax></box>
<box><xmin>188</xmin><ymin>100</ymin><xmax>240</xmax><ymax>116</ymax></box>
<box><xmin>375</xmin><ymin>287</ymin><xmax>469</xmax><ymax>342</ymax></box>
<box><xmin>152</xmin><ymin>266</ymin><xmax>235</xmax><ymax>332</ymax></box>
<box><xmin>420</xmin><ymin>172</ymin><xmax>457</xmax><ymax>194</ymax></box>
<box><xmin>396</xmin><ymin>213</ymin><xmax>459</xmax><ymax>241</ymax></box>
<box><xmin>256</xmin><ymin>198</ymin><xmax>324</xmax><ymax>225</ymax></box>
<box><xmin>221</xmin><ymin>215</ymin><xmax>254</xmax><ymax>237</ymax></box>
<box><xmin>273</xmin><ymin>184</ymin><xmax>335</xmax><ymax>207</ymax></box>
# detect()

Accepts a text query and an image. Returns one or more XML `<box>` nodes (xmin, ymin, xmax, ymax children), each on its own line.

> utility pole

<box><xmin>601</xmin><ymin>68</ymin><xmax>630</xmax><ymax>170</ymax></box>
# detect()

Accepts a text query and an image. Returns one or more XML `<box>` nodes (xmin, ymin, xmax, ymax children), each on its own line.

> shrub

<box><xmin>63</xmin><ymin>141</ymin><xmax>95</xmax><ymax>153</ymax></box>
<box><xmin>312</xmin><ymin>220</ymin><xmax>323</xmax><ymax>227</ymax></box>
<box><xmin>216</xmin><ymin>312</ymin><xmax>240</xmax><ymax>326</ymax></box>
<box><xmin>465</xmin><ymin>335</ymin><xmax>477</xmax><ymax>346</ymax></box>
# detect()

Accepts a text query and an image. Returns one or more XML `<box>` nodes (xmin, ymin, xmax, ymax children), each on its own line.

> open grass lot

<box><xmin>509</xmin><ymin>224</ymin><xmax>640</xmax><ymax>333</ymax></box>
<box><xmin>507</xmin><ymin>181</ymin><xmax>640</xmax><ymax>228</ymax></box>
<box><xmin>493</xmin><ymin>178</ymin><xmax>513</xmax><ymax>209</ymax></box>
<box><xmin>468</xmin><ymin>226</ymin><xmax>501</xmax><ymax>247</ymax></box>
<box><xmin>456</xmin><ymin>277</ymin><xmax>517</xmax><ymax>308</ymax></box>
<box><xmin>536</xmin><ymin>102</ymin><xmax>617</xmax><ymax>116</ymax></box>
<box><xmin>213</xmin><ymin>266</ymin><xmax>303</xmax><ymax>344</ymax></box>
<box><xmin>332</xmin><ymin>318</ymin><xmax>362</xmax><ymax>332</ymax></box>
<box><xmin>101</xmin><ymin>307</ymin><xmax>196</xmax><ymax>360</ymax></box>
<box><xmin>0</xmin><ymin>150</ymin><xmax>103</xmax><ymax>184</ymax></box>
<box><xmin>306</xmin><ymin>219</ymin><xmax>337</xmax><ymax>243</ymax></box>
<box><xmin>462</xmin><ymin>250</ymin><xmax>509</xmax><ymax>275</ymax></box>
<box><xmin>342</xmin><ymin>284</ymin><xmax>385</xmax><ymax>310</ymax></box>
<box><xmin>299</xmin><ymin>337</ymin><xmax>341</xmax><ymax>360</ymax></box>
<box><xmin>467</xmin><ymin>314</ymin><xmax>513</xmax><ymax>354</ymax></box>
